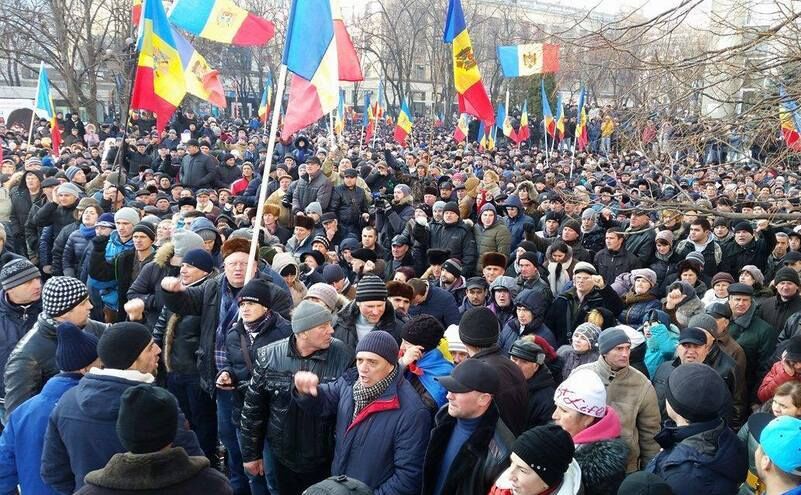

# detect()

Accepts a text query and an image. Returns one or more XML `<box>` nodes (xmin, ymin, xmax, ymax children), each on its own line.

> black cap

<box><xmin>465</xmin><ymin>277</ymin><xmax>488</xmax><ymax>290</ymax></box>
<box><xmin>321</xmin><ymin>212</ymin><xmax>337</xmax><ymax>223</ymax></box>
<box><xmin>678</xmin><ymin>327</ymin><xmax>708</xmax><ymax>345</ymax></box>
<box><xmin>436</xmin><ymin>358</ymin><xmax>499</xmax><ymax>394</ymax></box>
<box><xmin>343</xmin><ymin>168</ymin><xmax>359</xmax><ymax>178</ymax></box>
<box><xmin>706</xmin><ymin>302</ymin><xmax>732</xmax><ymax>320</ymax></box>
<box><xmin>783</xmin><ymin>251</ymin><xmax>801</xmax><ymax>264</ymax></box>
<box><xmin>727</xmin><ymin>283</ymin><xmax>753</xmax><ymax>296</ymax></box>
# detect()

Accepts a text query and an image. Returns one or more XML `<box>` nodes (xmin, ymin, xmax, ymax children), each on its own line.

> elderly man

<box><xmin>758</xmin><ymin>267</ymin><xmax>801</xmax><ymax>331</ymax></box>
<box><xmin>293</xmin><ymin>331</ymin><xmax>431</xmax><ymax>494</ymax></box>
<box><xmin>412</xmin><ymin>201</ymin><xmax>478</xmax><ymax>277</ymax></box>
<box><xmin>161</xmin><ymin>238</ymin><xmax>291</xmax><ymax>495</ymax></box>
<box><xmin>576</xmin><ymin>327</ymin><xmax>661</xmax><ymax>472</ymax></box>
<box><xmin>239</xmin><ymin>301</ymin><xmax>354</xmax><ymax>494</ymax></box>
<box><xmin>332</xmin><ymin>275</ymin><xmax>403</xmax><ymax>351</ymax></box>
<box><xmin>727</xmin><ymin>283</ymin><xmax>777</xmax><ymax>400</ymax></box>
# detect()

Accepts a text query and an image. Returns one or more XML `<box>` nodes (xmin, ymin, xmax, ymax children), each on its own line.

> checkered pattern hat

<box><xmin>42</xmin><ymin>277</ymin><xmax>88</xmax><ymax>317</ymax></box>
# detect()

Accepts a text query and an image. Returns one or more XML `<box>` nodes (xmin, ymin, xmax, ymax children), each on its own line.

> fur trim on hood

<box><xmin>153</xmin><ymin>241</ymin><xmax>175</xmax><ymax>268</ymax></box>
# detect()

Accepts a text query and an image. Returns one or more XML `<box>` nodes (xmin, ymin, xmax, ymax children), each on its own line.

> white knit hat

<box><xmin>444</xmin><ymin>324</ymin><xmax>466</xmax><ymax>354</ymax></box>
<box><xmin>554</xmin><ymin>369</ymin><xmax>607</xmax><ymax>418</ymax></box>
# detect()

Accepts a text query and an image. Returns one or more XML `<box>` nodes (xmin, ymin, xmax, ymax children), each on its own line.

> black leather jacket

<box><xmin>421</xmin><ymin>402</ymin><xmax>514</xmax><ymax>495</ymax></box>
<box><xmin>3</xmin><ymin>315</ymin><xmax>107</xmax><ymax>419</ymax></box>
<box><xmin>238</xmin><ymin>336</ymin><xmax>354</xmax><ymax>471</ymax></box>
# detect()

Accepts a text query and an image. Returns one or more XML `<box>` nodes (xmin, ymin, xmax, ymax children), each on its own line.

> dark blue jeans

<box><xmin>166</xmin><ymin>372</ymin><xmax>217</xmax><ymax>459</ymax></box>
<box><xmin>236</xmin><ymin>428</ymin><xmax>280</xmax><ymax>495</ymax></box>
<box><xmin>217</xmin><ymin>389</ymin><xmax>251</xmax><ymax>495</ymax></box>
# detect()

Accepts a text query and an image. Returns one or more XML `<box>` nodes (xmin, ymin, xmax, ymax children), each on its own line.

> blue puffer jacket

<box><xmin>294</xmin><ymin>368</ymin><xmax>432</xmax><ymax>494</ymax></box>
<box><xmin>40</xmin><ymin>373</ymin><xmax>202</xmax><ymax>494</ymax></box>
<box><xmin>646</xmin><ymin>419</ymin><xmax>747</xmax><ymax>495</ymax></box>
<box><xmin>502</xmin><ymin>196</ymin><xmax>536</xmax><ymax>251</ymax></box>
<box><xmin>408</xmin><ymin>285</ymin><xmax>461</xmax><ymax>328</ymax></box>
<box><xmin>62</xmin><ymin>225</ymin><xmax>96</xmax><ymax>279</ymax></box>
<box><xmin>0</xmin><ymin>373</ymin><xmax>80</xmax><ymax>495</ymax></box>
<box><xmin>0</xmin><ymin>290</ymin><xmax>41</xmax><ymax>396</ymax></box>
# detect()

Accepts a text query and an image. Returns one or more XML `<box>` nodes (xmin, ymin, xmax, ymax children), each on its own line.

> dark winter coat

<box><xmin>650</xmin><ymin>250</ymin><xmax>682</xmax><ymax>297</ymax></box>
<box><xmin>162</xmin><ymin>273</ymin><xmax>292</xmax><ymax>395</ymax></box>
<box><xmin>728</xmin><ymin>305</ymin><xmax>777</xmax><ymax>400</ymax></box>
<box><xmin>330</xmin><ymin>184</ymin><xmax>369</xmax><ymax>231</ymax></box>
<box><xmin>471</xmin><ymin>345</ymin><xmax>528</xmax><ymax>436</ymax></box>
<box><xmin>0</xmin><ymin>291</ymin><xmax>41</xmax><ymax>397</ymax></box>
<box><xmin>9</xmin><ymin>174</ymin><xmax>43</xmax><ymax>253</ymax></box>
<box><xmin>51</xmin><ymin>222</ymin><xmax>78</xmax><ymax>275</ymax></box>
<box><xmin>522</xmin><ymin>367</ymin><xmax>557</xmax><ymax>429</ymax></box>
<box><xmin>215</xmin><ymin>163</ymin><xmax>242</xmax><ymax>188</ymax></box>
<box><xmin>618</xmin><ymin>294</ymin><xmax>662</xmax><ymax>328</ymax></box>
<box><xmin>63</xmin><ymin>226</ymin><xmax>95</xmax><ymax>279</ymax></box>
<box><xmin>625</xmin><ymin>227</ymin><xmax>657</xmax><ymax>265</ymax></box>
<box><xmin>413</xmin><ymin>219</ymin><xmax>478</xmax><ymax>277</ymax></box>
<box><xmin>375</xmin><ymin>197</ymin><xmax>414</xmax><ymax>251</ymax></box>
<box><xmin>35</xmin><ymin>200</ymin><xmax>79</xmax><ymax>243</ymax></box>
<box><xmin>333</xmin><ymin>300</ymin><xmax>403</xmax><ymax>353</ymax></box>
<box><xmin>89</xmin><ymin>242</ymin><xmax>150</xmax><ymax>317</ymax></box>
<box><xmin>238</xmin><ymin>336</ymin><xmax>354</xmax><ymax>471</ymax></box>
<box><xmin>179</xmin><ymin>152</ymin><xmax>217</xmax><ymax>189</ymax></box>
<box><xmin>652</xmin><ymin>356</ymin><xmax>735</xmax><ymax>422</ymax></box>
<box><xmin>221</xmin><ymin>314</ymin><xmax>292</xmax><ymax>427</ymax></box>
<box><xmin>41</xmin><ymin>374</ymin><xmax>203</xmax><ymax>494</ymax></box>
<box><xmin>293</xmin><ymin>367</ymin><xmax>431</xmax><ymax>494</ymax></box>
<box><xmin>594</xmin><ymin>248</ymin><xmax>642</xmax><ymax>285</ymax></box>
<box><xmin>3</xmin><ymin>316</ymin><xmax>106</xmax><ymax>420</ymax></box>
<box><xmin>674</xmin><ymin>238</ymin><xmax>723</xmax><ymax>277</ymax></box>
<box><xmin>421</xmin><ymin>403</ymin><xmax>514</xmax><ymax>495</ymax></box>
<box><xmin>720</xmin><ymin>234</ymin><xmax>776</xmax><ymax>277</ymax></box>
<box><xmin>546</xmin><ymin>285</ymin><xmax>624</xmax><ymax>346</ymax></box>
<box><xmin>292</xmin><ymin>169</ymin><xmax>333</xmax><ymax>213</ymax></box>
<box><xmin>757</xmin><ymin>293</ymin><xmax>801</xmax><ymax>335</ymax></box>
<box><xmin>646</xmin><ymin>419</ymin><xmax>747</xmax><ymax>495</ymax></box>
<box><xmin>126</xmin><ymin>242</ymin><xmax>181</xmax><ymax>328</ymax></box>
<box><xmin>499</xmin><ymin>318</ymin><xmax>557</xmax><ymax>354</ymax></box>
<box><xmin>75</xmin><ymin>448</ymin><xmax>232</xmax><ymax>495</ymax></box>
<box><xmin>407</xmin><ymin>285</ymin><xmax>461</xmax><ymax>328</ymax></box>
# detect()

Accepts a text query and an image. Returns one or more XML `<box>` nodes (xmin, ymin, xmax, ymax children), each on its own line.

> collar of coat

<box><xmin>83</xmin><ymin>447</ymin><xmax>210</xmax><ymax>490</ymax></box>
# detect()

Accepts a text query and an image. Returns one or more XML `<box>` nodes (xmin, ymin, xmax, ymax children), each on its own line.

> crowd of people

<box><xmin>0</xmin><ymin>105</ymin><xmax>797</xmax><ymax>495</ymax></box>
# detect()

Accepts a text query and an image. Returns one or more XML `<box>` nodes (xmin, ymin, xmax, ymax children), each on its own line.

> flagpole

<box><xmin>328</xmin><ymin>110</ymin><xmax>335</xmax><ymax>148</ymax></box>
<box><xmin>245</xmin><ymin>64</ymin><xmax>288</xmax><ymax>284</ymax></box>
<box><xmin>543</xmin><ymin>117</ymin><xmax>550</xmax><ymax>169</ymax></box>
<box><xmin>27</xmin><ymin>62</ymin><xmax>45</xmax><ymax>146</ymax></box>
<box><xmin>371</xmin><ymin>78</ymin><xmax>381</xmax><ymax>149</ymax></box>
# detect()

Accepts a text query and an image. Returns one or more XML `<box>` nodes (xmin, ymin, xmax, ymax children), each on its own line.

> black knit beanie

<box><xmin>97</xmin><ymin>322</ymin><xmax>153</xmax><ymax>370</ymax></box>
<box><xmin>458</xmin><ymin>306</ymin><xmax>499</xmax><ymax>347</ymax></box>
<box><xmin>116</xmin><ymin>384</ymin><xmax>178</xmax><ymax>453</ymax></box>
<box><xmin>512</xmin><ymin>424</ymin><xmax>575</xmax><ymax>487</ymax></box>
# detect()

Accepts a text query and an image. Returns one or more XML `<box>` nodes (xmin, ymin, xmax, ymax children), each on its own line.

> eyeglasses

<box><xmin>224</xmin><ymin>261</ymin><xmax>249</xmax><ymax>268</ymax></box>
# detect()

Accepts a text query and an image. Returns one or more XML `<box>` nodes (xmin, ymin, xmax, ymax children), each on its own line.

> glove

<box><xmin>92</xmin><ymin>234</ymin><xmax>110</xmax><ymax>250</ymax></box>
<box><xmin>281</xmin><ymin>195</ymin><xmax>292</xmax><ymax>208</ymax></box>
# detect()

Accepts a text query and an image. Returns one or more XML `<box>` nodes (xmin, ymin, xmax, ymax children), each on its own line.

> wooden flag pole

<box><xmin>27</xmin><ymin>61</ymin><xmax>44</xmax><ymax>146</ymax></box>
<box><xmin>244</xmin><ymin>64</ymin><xmax>288</xmax><ymax>284</ymax></box>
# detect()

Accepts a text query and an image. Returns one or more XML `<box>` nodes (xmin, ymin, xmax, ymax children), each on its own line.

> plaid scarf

<box><xmin>352</xmin><ymin>365</ymin><xmax>398</xmax><ymax>419</ymax></box>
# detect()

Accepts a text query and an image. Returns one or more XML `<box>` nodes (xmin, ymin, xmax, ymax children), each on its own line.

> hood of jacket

<box><xmin>153</xmin><ymin>241</ymin><xmax>175</xmax><ymax>268</ymax></box>
<box><xmin>573</xmin><ymin>406</ymin><xmax>623</xmax><ymax>444</ymax></box>
<box><xmin>272</xmin><ymin>251</ymin><xmax>298</xmax><ymax>274</ymax></box>
<box><xmin>74</xmin><ymin>373</ymin><xmax>141</xmax><ymax>422</ymax></box>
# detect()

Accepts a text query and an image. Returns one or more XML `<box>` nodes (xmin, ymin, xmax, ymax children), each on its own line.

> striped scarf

<box><xmin>352</xmin><ymin>365</ymin><xmax>398</xmax><ymax>419</ymax></box>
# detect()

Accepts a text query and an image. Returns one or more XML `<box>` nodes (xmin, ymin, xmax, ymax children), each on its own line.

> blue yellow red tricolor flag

<box><xmin>454</xmin><ymin>114</ymin><xmax>469</xmax><ymax>143</ymax></box>
<box><xmin>575</xmin><ymin>86</ymin><xmax>589</xmax><ymax>151</ymax></box>
<box><xmin>258</xmin><ymin>72</ymin><xmax>273</xmax><ymax>123</ymax></box>
<box><xmin>555</xmin><ymin>93</ymin><xmax>565</xmax><ymax>139</ymax></box>
<box><xmin>131</xmin><ymin>0</ymin><xmax>187</xmax><ymax>132</ymax></box>
<box><xmin>335</xmin><ymin>89</ymin><xmax>345</xmax><ymax>134</ymax></box>
<box><xmin>541</xmin><ymin>80</ymin><xmax>555</xmax><ymax>138</ymax></box>
<box><xmin>779</xmin><ymin>86</ymin><xmax>801</xmax><ymax>151</ymax></box>
<box><xmin>394</xmin><ymin>99</ymin><xmax>413</xmax><ymax>146</ymax></box>
<box><xmin>173</xmin><ymin>27</ymin><xmax>226</xmax><ymax>108</ymax></box>
<box><xmin>478</xmin><ymin>121</ymin><xmax>494</xmax><ymax>150</ymax></box>
<box><xmin>168</xmin><ymin>0</ymin><xmax>275</xmax><ymax>46</ymax></box>
<box><xmin>514</xmin><ymin>100</ymin><xmax>529</xmax><ymax>144</ymax></box>
<box><xmin>443</xmin><ymin>0</ymin><xmax>494</xmax><ymax>125</ymax></box>
<box><xmin>280</xmin><ymin>0</ymin><xmax>339</xmax><ymax>140</ymax></box>
<box><xmin>33</xmin><ymin>62</ymin><xmax>61</xmax><ymax>153</ymax></box>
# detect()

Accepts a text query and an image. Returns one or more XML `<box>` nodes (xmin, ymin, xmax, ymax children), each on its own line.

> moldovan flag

<box><xmin>173</xmin><ymin>28</ymin><xmax>226</xmax><ymax>108</ymax></box>
<box><xmin>335</xmin><ymin>89</ymin><xmax>345</xmax><ymax>134</ymax></box>
<box><xmin>169</xmin><ymin>0</ymin><xmax>275</xmax><ymax>46</ymax></box>
<box><xmin>443</xmin><ymin>0</ymin><xmax>494</xmax><ymax>125</ymax></box>
<box><xmin>555</xmin><ymin>93</ymin><xmax>565</xmax><ymax>139</ymax></box>
<box><xmin>33</xmin><ymin>62</ymin><xmax>61</xmax><ymax>154</ymax></box>
<box><xmin>496</xmin><ymin>103</ymin><xmax>513</xmax><ymax>138</ymax></box>
<box><xmin>131</xmin><ymin>0</ymin><xmax>186</xmax><ymax>132</ymax></box>
<box><xmin>394</xmin><ymin>99</ymin><xmax>413</xmax><ymax>146</ymax></box>
<box><xmin>575</xmin><ymin>86</ymin><xmax>589</xmax><ymax>151</ymax></box>
<box><xmin>454</xmin><ymin>114</ymin><xmax>468</xmax><ymax>143</ymax></box>
<box><xmin>541</xmin><ymin>80</ymin><xmax>555</xmax><ymax>137</ymax></box>
<box><xmin>478</xmin><ymin>121</ymin><xmax>494</xmax><ymax>151</ymax></box>
<box><xmin>258</xmin><ymin>72</ymin><xmax>273</xmax><ymax>123</ymax></box>
<box><xmin>779</xmin><ymin>86</ymin><xmax>801</xmax><ymax>151</ymax></box>
<box><xmin>515</xmin><ymin>100</ymin><xmax>529</xmax><ymax>144</ymax></box>
<box><xmin>497</xmin><ymin>43</ymin><xmax>559</xmax><ymax>77</ymax></box>
<box><xmin>280</xmin><ymin>0</ymin><xmax>339</xmax><ymax>140</ymax></box>
<box><xmin>331</xmin><ymin>0</ymin><xmax>362</xmax><ymax>81</ymax></box>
